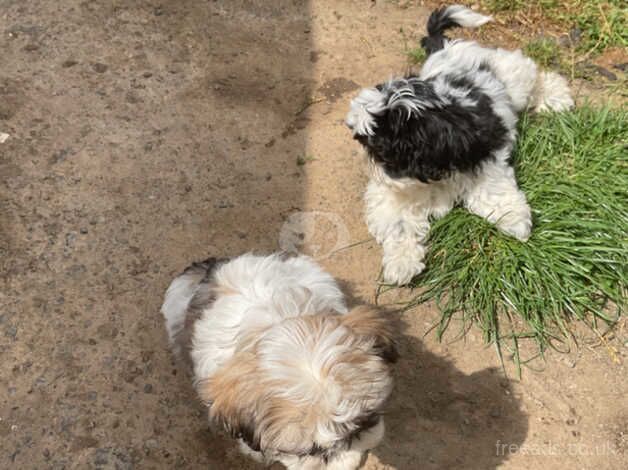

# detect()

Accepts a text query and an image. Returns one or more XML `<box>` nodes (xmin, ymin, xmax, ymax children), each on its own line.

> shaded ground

<box><xmin>1</xmin><ymin>1</ymin><xmax>626</xmax><ymax>469</ymax></box>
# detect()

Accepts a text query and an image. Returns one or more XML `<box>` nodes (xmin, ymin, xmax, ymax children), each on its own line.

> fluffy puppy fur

<box><xmin>346</xmin><ymin>5</ymin><xmax>574</xmax><ymax>285</ymax></box>
<box><xmin>161</xmin><ymin>253</ymin><xmax>397</xmax><ymax>469</ymax></box>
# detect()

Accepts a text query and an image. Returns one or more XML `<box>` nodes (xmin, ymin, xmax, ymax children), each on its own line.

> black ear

<box><xmin>354</xmin><ymin>133</ymin><xmax>369</xmax><ymax>145</ymax></box>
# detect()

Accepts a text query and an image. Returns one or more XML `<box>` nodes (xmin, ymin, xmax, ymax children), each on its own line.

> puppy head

<box><xmin>198</xmin><ymin>305</ymin><xmax>396</xmax><ymax>466</ymax></box>
<box><xmin>346</xmin><ymin>77</ymin><xmax>453</xmax><ymax>183</ymax></box>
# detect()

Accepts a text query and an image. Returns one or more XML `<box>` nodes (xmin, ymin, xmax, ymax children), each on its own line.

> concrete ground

<box><xmin>1</xmin><ymin>1</ymin><xmax>625</xmax><ymax>469</ymax></box>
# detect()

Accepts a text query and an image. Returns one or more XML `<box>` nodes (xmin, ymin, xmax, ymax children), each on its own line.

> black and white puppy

<box><xmin>346</xmin><ymin>5</ymin><xmax>573</xmax><ymax>285</ymax></box>
<box><xmin>161</xmin><ymin>253</ymin><xmax>396</xmax><ymax>469</ymax></box>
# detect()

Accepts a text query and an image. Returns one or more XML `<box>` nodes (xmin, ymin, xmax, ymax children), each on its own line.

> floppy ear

<box><xmin>341</xmin><ymin>305</ymin><xmax>399</xmax><ymax>363</ymax></box>
<box><xmin>196</xmin><ymin>352</ymin><xmax>262</xmax><ymax>450</ymax></box>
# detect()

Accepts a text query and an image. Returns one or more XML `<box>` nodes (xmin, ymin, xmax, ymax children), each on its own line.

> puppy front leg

<box><xmin>365</xmin><ymin>179</ymin><xmax>430</xmax><ymax>285</ymax></box>
<box><xmin>463</xmin><ymin>160</ymin><xmax>532</xmax><ymax>241</ymax></box>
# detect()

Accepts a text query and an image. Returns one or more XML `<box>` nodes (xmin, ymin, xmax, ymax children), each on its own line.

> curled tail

<box><xmin>420</xmin><ymin>5</ymin><xmax>492</xmax><ymax>55</ymax></box>
<box><xmin>161</xmin><ymin>257</ymin><xmax>222</xmax><ymax>356</ymax></box>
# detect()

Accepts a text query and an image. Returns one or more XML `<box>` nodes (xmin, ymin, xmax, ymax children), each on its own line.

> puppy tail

<box><xmin>421</xmin><ymin>5</ymin><xmax>492</xmax><ymax>55</ymax></box>
<box><xmin>161</xmin><ymin>258</ymin><xmax>221</xmax><ymax>352</ymax></box>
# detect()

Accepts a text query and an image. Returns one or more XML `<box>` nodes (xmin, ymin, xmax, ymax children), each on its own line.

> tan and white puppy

<box><xmin>161</xmin><ymin>253</ymin><xmax>396</xmax><ymax>469</ymax></box>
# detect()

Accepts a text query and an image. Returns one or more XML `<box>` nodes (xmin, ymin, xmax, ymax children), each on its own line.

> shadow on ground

<box><xmin>373</xmin><ymin>331</ymin><xmax>529</xmax><ymax>469</ymax></box>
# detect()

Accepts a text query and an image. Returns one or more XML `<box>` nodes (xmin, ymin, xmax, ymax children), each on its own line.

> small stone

<box><xmin>65</xmin><ymin>232</ymin><xmax>77</xmax><ymax>248</ymax></box>
<box><xmin>92</xmin><ymin>63</ymin><xmax>108</xmax><ymax>73</ymax></box>
<box><xmin>5</xmin><ymin>325</ymin><xmax>17</xmax><ymax>339</ymax></box>
<box><xmin>489</xmin><ymin>408</ymin><xmax>501</xmax><ymax>418</ymax></box>
<box><xmin>51</xmin><ymin>148</ymin><xmax>72</xmax><ymax>164</ymax></box>
<box><xmin>594</xmin><ymin>65</ymin><xmax>617</xmax><ymax>81</ymax></box>
<box><xmin>126</xmin><ymin>91</ymin><xmax>140</xmax><ymax>104</ymax></box>
<box><xmin>62</xmin><ymin>59</ymin><xmax>78</xmax><ymax>68</ymax></box>
<box><xmin>143</xmin><ymin>384</ymin><xmax>153</xmax><ymax>394</ymax></box>
<box><xmin>142</xmin><ymin>71</ymin><xmax>153</xmax><ymax>78</ymax></box>
<box><xmin>613</xmin><ymin>63</ymin><xmax>628</xmax><ymax>72</ymax></box>
<box><xmin>144</xmin><ymin>438</ymin><xmax>159</xmax><ymax>450</ymax></box>
<box><xmin>67</xmin><ymin>264</ymin><xmax>87</xmax><ymax>278</ymax></box>
<box><xmin>24</xmin><ymin>43</ymin><xmax>39</xmax><ymax>52</ymax></box>
<box><xmin>94</xmin><ymin>448</ymin><xmax>109</xmax><ymax>465</ymax></box>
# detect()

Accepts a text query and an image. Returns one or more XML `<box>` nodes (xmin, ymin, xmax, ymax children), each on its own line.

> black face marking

<box><xmin>284</xmin><ymin>413</ymin><xmax>383</xmax><ymax>465</ymax></box>
<box><xmin>356</xmin><ymin>75</ymin><xmax>509</xmax><ymax>183</ymax></box>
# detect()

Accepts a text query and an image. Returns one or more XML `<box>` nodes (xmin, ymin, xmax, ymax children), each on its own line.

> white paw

<box><xmin>497</xmin><ymin>217</ymin><xmax>532</xmax><ymax>241</ymax></box>
<box><xmin>534</xmin><ymin>72</ymin><xmax>574</xmax><ymax>113</ymax></box>
<box><xmin>382</xmin><ymin>241</ymin><xmax>426</xmax><ymax>285</ymax></box>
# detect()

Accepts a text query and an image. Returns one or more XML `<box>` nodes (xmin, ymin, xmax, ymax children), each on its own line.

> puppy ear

<box><xmin>346</xmin><ymin>87</ymin><xmax>388</xmax><ymax>137</ymax></box>
<box><xmin>197</xmin><ymin>352</ymin><xmax>262</xmax><ymax>450</ymax></box>
<box><xmin>341</xmin><ymin>305</ymin><xmax>399</xmax><ymax>363</ymax></box>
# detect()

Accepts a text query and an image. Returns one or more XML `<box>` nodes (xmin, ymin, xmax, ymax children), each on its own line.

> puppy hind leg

<box><xmin>463</xmin><ymin>160</ymin><xmax>532</xmax><ymax>241</ymax></box>
<box><xmin>487</xmin><ymin>48</ymin><xmax>539</xmax><ymax>112</ymax></box>
<box><xmin>532</xmin><ymin>71</ymin><xmax>574</xmax><ymax>112</ymax></box>
<box><xmin>365</xmin><ymin>179</ymin><xmax>432</xmax><ymax>285</ymax></box>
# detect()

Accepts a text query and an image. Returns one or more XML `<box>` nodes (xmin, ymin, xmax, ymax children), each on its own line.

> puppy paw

<box><xmin>497</xmin><ymin>217</ymin><xmax>532</xmax><ymax>241</ymax></box>
<box><xmin>534</xmin><ymin>72</ymin><xmax>574</xmax><ymax>113</ymax></box>
<box><xmin>382</xmin><ymin>241</ymin><xmax>426</xmax><ymax>285</ymax></box>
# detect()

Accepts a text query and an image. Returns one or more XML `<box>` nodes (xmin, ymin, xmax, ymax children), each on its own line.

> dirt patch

<box><xmin>318</xmin><ymin>77</ymin><xmax>360</xmax><ymax>103</ymax></box>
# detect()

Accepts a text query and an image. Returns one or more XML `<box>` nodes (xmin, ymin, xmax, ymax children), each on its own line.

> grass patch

<box><xmin>482</xmin><ymin>0</ymin><xmax>627</xmax><ymax>55</ymax></box>
<box><xmin>403</xmin><ymin>106</ymin><xmax>627</xmax><ymax>371</ymax></box>
<box><xmin>406</xmin><ymin>46</ymin><xmax>427</xmax><ymax>65</ymax></box>
<box><xmin>524</xmin><ymin>38</ymin><xmax>562</xmax><ymax>68</ymax></box>
<box><xmin>399</xmin><ymin>26</ymin><xmax>427</xmax><ymax>67</ymax></box>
